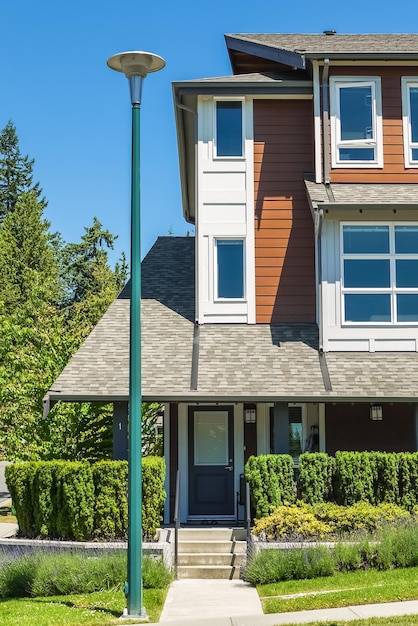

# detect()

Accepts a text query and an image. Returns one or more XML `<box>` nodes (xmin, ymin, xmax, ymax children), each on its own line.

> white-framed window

<box><xmin>402</xmin><ymin>77</ymin><xmax>418</xmax><ymax>168</ymax></box>
<box><xmin>341</xmin><ymin>223</ymin><xmax>418</xmax><ymax>324</ymax></box>
<box><xmin>215</xmin><ymin>238</ymin><xmax>245</xmax><ymax>300</ymax></box>
<box><xmin>214</xmin><ymin>98</ymin><xmax>244</xmax><ymax>158</ymax></box>
<box><xmin>330</xmin><ymin>77</ymin><xmax>383</xmax><ymax>168</ymax></box>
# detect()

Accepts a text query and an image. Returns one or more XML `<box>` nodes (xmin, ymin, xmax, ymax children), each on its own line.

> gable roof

<box><xmin>226</xmin><ymin>34</ymin><xmax>418</xmax><ymax>72</ymax></box>
<box><xmin>44</xmin><ymin>237</ymin><xmax>418</xmax><ymax>409</ymax></box>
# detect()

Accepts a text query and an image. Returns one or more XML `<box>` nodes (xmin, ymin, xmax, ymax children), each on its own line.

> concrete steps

<box><xmin>176</xmin><ymin>527</ymin><xmax>247</xmax><ymax>579</ymax></box>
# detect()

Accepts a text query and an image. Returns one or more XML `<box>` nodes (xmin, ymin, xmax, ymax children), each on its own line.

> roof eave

<box><xmin>307</xmin><ymin>52</ymin><xmax>418</xmax><ymax>61</ymax></box>
<box><xmin>225</xmin><ymin>34</ymin><xmax>306</xmax><ymax>70</ymax></box>
<box><xmin>321</xmin><ymin>202</ymin><xmax>418</xmax><ymax>211</ymax></box>
<box><xmin>174</xmin><ymin>81</ymin><xmax>312</xmax><ymax>96</ymax></box>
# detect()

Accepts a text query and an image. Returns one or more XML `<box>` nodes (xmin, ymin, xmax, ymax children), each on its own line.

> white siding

<box><xmin>196</xmin><ymin>96</ymin><xmax>255</xmax><ymax>324</ymax></box>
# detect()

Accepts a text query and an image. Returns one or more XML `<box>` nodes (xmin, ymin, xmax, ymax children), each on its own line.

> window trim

<box><xmin>214</xmin><ymin>237</ymin><xmax>246</xmax><ymax>302</ymax></box>
<box><xmin>330</xmin><ymin>76</ymin><xmax>383</xmax><ymax>168</ymax></box>
<box><xmin>213</xmin><ymin>97</ymin><xmax>245</xmax><ymax>160</ymax></box>
<box><xmin>340</xmin><ymin>222</ymin><xmax>418</xmax><ymax>326</ymax></box>
<box><xmin>402</xmin><ymin>77</ymin><xmax>418</xmax><ymax>168</ymax></box>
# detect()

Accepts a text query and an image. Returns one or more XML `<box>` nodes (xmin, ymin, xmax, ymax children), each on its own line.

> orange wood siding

<box><xmin>329</xmin><ymin>66</ymin><xmax>418</xmax><ymax>183</ymax></box>
<box><xmin>253</xmin><ymin>99</ymin><xmax>315</xmax><ymax>324</ymax></box>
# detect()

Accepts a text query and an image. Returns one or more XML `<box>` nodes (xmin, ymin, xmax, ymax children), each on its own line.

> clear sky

<box><xmin>2</xmin><ymin>0</ymin><xmax>418</xmax><ymax>266</ymax></box>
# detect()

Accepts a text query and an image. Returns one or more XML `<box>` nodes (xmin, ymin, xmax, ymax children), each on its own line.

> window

<box><xmin>215</xmin><ymin>100</ymin><xmax>243</xmax><ymax>157</ymax></box>
<box><xmin>216</xmin><ymin>239</ymin><xmax>244</xmax><ymax>299</ymax></box>
<box><xmin>341</xmin><ymin>224</ymin><xmax>418</xmax><ymax>324</ymax></box>
<box><xmin>402</xmin><ymin>77</ymin><xmax>418</xmax><ymax>167</ymax></box>
<box><xmin>330</xmin><ymin>77</ymin><xmax>383</xmax><ymax>167</ymax></box>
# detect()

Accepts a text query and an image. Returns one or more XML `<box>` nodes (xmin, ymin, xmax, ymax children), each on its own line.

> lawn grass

<box><xmin>258</xmin><ymin>566</ymin><xmax>418</xmax><ymax>614</ymax></box>
<box><xmin>0</xmin><ymin>588</ymin><xmax>167</xmax><ymax>625</ymax></box>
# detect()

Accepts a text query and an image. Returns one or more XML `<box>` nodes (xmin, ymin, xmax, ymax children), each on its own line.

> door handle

<box><xmin>224</xmin><ymin>466</ymin><xmax>233</xmax><ymax>471</ymax></box>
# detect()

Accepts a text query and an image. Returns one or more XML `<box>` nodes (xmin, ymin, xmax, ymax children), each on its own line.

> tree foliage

<box><xmin>0</xmin><ymin>121</ymin><xmax>45</xmax><ymax>219</ymax></box>
<box><xmin>0</xmin><ymin>121</ymin><xmax>128</xmax><ymax>461</ymax></box>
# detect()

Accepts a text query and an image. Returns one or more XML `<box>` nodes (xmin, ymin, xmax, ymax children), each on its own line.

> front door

<box><xmin>188</xmin><ymin>406</ymin><xmax>234</xmax><ymax>517</ymax></box>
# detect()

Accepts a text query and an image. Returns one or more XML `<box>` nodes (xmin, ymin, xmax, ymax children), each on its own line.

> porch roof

<box><xmin>44</xmin><ymin>236</ymin><xmax>418</xmax><ymax>411</ymax></box>
<box><xmin>305</xmin><ymin>180</ymin><xmax>418</xmax><ymax>213</ymax></box>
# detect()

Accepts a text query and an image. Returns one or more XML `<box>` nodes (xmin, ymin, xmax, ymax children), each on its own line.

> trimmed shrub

<box><xmin>298</xmin><ymin>453</ymin><xmax>335</xmax><ymax>504</ymax></box>
<box><xmin>93</xmin><ymin>461</ymin><xmax>128</xmax><ymax>540</ymax></box>
<box><xmin>54</xmin><ymin>462</ymin><xmax>95</xmax><ymax>541</ymax></box>
<box><xmin>142</xmin><ymin>457</ymin><xmax>166</xmax><ymax>540</ymax></box>
<box><xmin>253</xmin><ymin>504</ymin><xmax>331</xmax><ymax>541</ymax></box>
<box><xmin>6</xmin><ymin>458</ymin><xmax>166</xmax><ymax>540</ymax></box>
<box><xmin>245</xmin><ymin>454</ymin><xmax>295</xmax><ymax>518</ymax></box>
<box><xmin>398</xmin><ymin>452</ymin><xmax>418</xmax><ymax>510</ymax></box>
<box><xmin>5</xmin><ymin>462</ymin><xmax>37</xmax><ymax>536</ymax></box>
<box><xmin>252</xmin><ymin>501</ymin><xmax>410</xmax><ymax>541</ymax></box>
<box><xmin>333</xmin><ymin>452</ymin><xmax>375</xmax><ymax>505</ymax></box>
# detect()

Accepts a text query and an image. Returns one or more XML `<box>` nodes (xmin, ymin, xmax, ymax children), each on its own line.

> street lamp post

<box><xmin>107</xmin><ymin>50</ymin><xmax>165</xmax><ymax>619</ymax></box>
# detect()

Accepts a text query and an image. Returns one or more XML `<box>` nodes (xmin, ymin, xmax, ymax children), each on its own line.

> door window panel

<box><xmin>194</xmin><ymin>412</ymin><xmax>228</xmax><ymax>466</ymax></box>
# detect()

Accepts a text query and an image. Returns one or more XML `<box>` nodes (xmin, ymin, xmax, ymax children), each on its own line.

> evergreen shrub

<box><xmin>252</xmin><ymin>501</ymin><xmax>410</xmax><ymax>541</ymax></box>
<box><xmin>298</xmin><ymin>453</ymin><xmax>335</xmax><ymax>503</ymax></box>
<box><xmin>245</xmin><ymin>454</ymin><xmax>295</xmax><ymax>518</ymax></box>
<box><xmin>5</xmin><ymin>458</ymin><xmax>165</xmax><ymax>540</ymax></box>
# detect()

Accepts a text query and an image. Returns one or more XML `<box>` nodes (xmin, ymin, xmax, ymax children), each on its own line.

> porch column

<box><xmin>113</xmin><ymin>401</ymin><xmax>128</xmax><ymax>460</ymax></box>
<box><xmin>273</xmin><ymin>402</ymin><xmax>289</xmax><ymax>454</ymax></box>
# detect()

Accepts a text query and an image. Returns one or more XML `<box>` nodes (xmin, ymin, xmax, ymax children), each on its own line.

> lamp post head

<box><xmin>107</xmin><ymin>51</ymin><xmax>165</xmax><ymax>105</ymax></box>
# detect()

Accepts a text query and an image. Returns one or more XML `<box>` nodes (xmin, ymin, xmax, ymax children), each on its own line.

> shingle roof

<box><xmin>305</xmin><ymin>180</ymin><xmax>418</xmax><ymax>210</ymax></box>
<box><xmin>227</xmin><ymin>33</ymin><xmax>418</xmax><ymax>56</ymax></box>
<box><xmin>45</xmin><ymin>236</ymin><xmax>418</xmax><ymax>406</ymax></box>
<box><xmin>176</xmin><ymin>71</ymin><xmax>311</xmax><ymax>84</ymax></box>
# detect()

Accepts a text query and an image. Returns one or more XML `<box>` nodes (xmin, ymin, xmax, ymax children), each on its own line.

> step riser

<box><xmin>178</xmin><ymin>541</ymin><xmax>246</xmax><ymax>554</ymax></box>
<box><xmin>177</xmin><ymin>529</ymin><xmax>246</xmax><ymax>542</ymax></box>
<box><xmin>177</xmin><ymin>566</ymin><xmax>240</xmax><ymax>579</ymax></box>
<box><xmin>178</xmin><ymin>554</ymin><xmax>245</xmax><ymax>566</ymax></box>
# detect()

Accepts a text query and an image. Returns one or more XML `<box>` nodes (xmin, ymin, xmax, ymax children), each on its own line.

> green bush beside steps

<box><xmin>245</xmin><ymin>451</ymin><xmax>418</xmax><ymax>517</ymax></box>
<box><xmin>5</xmin><ymin>458</ymin><xmax>165</xmax><ymax>541</ymax></box>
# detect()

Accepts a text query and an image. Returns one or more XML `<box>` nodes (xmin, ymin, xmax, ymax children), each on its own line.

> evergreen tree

<box><xmin>0</xmin><ymin>121</ymin><xmax>45</xmax><ymax>219</ymax></box>
<box><xmin>0</xmin><ymin>192</ymin><xmax>59</xmax><ymax>313</ymax></box>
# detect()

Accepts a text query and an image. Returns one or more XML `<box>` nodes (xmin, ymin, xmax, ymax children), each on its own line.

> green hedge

<box><xmin>5</xmin><ymin>457</ymin><xmax>165</xmax><ymax>541</ymax></box>
<box><xmin>246</xmin><ymin>452</ymin><xmax>418</xmax><ymax>517</ymax></box>
<box><xmin>298</xmin><ymin>453</ymin><xmax>335</xmax><ymax>504</ymax></box>
<box><xmin>245</xmin><ymin>454</ymin><xmax>295</xmax><ymax>518</ymax></box>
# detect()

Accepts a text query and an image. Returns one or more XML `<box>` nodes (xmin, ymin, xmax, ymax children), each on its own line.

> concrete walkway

<box><xmin>144</xmin><ymin>579</ymin><xmax>418</xmax><ymax>625</ymax></box>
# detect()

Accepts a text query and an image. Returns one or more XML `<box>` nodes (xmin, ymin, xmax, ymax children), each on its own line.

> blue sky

<box><xmin>2</xmin><ymin>0</ymin><xmax>418</xmax><ymax>266</ymax></box>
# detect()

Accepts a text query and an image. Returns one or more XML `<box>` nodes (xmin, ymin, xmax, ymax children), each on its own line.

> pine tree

<box><xmin>0</xmin><ymin>121</ymin><xmax>45</xmax><ymax>219</ymax></box>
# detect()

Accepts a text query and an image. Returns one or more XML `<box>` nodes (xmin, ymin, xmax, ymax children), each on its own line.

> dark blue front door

<box><xmin>188</xmin><ymin>406</ymin><xmax>234</xmax><ymax>517</ymax></box>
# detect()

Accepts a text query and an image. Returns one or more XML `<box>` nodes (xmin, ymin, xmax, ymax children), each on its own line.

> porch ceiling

<box><xmin>45</xmin><ymin>236</ymin><xmax>418</xmax><ymax>411</ymax></box>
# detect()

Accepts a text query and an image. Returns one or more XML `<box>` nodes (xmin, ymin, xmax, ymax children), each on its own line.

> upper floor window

<box><xmin>341</xmin><ymin>224</ymin><xmax>418</xmax><ymax>324</ymax></box>
<box><xmin>330</xmin><ymin>77</ymin><xmax>383</xmax><ymax>168</ymax></box>
<box><xmin>215</xmin><ymin>100</ymin><xmax>243</xmax><ymax>157</ymax></box>
<box><xmin>216</xmin><ymin>239</ymin><xmax>245</xmax><ymax>299</ymax></box>
<box><xmin>402</xmin><ymin>77</ymin><xmax>418</xmax><ymax>168</ymax></box>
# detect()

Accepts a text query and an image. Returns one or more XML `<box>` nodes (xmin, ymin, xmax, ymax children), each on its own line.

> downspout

<box><xmin>321</xmin><ymin>59</ymin><xmax>330</xmax><ymax>185</ymax></box>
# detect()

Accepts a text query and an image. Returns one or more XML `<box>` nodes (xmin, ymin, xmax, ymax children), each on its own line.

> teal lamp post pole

<box><xmin>107</xmin><ymin>50</ymin><xmax>165</xmax><ymax>619</ymax></box>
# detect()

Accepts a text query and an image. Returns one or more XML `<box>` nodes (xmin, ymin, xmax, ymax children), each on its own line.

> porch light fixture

<box><xmin>370</xmin><ymin>405</ymin><xmax>383</xmax><ymax>421</ymax></box>
<box><xmin>244</xmin><ymin>407</ymin><xmax>257</xmax><ymax>423</ymax></box>
<box><xmin>107</xmin><ymin>50</ymin><xmax>165</xmax><ymax>620</ymax></box>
